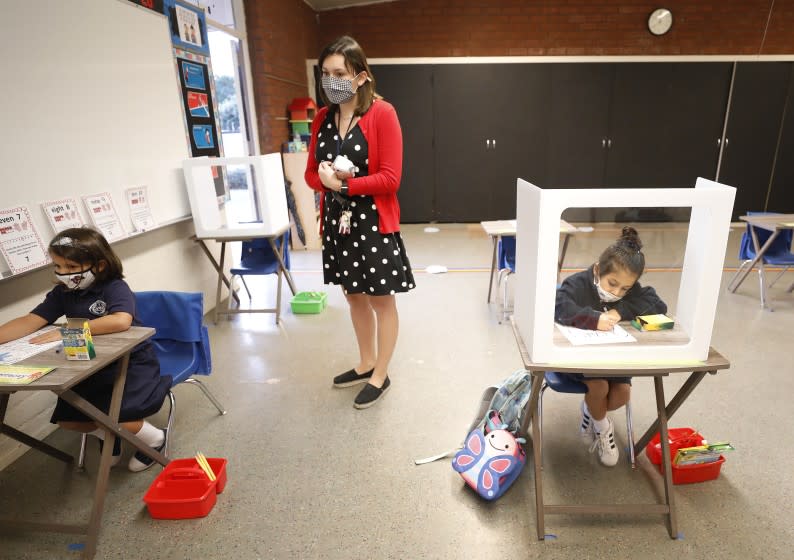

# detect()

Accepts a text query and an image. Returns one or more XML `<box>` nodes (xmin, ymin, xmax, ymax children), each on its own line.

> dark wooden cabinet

<box><xmin>718</xmin><ymin>62</ymin><xmax>792</xmax><ymax>219</ymax></box>
<box><xmin>432</xmin><ymin>64</ymin><xmax>551</xmax><ymax>221</ymax></box>
<box><xmin>765</xmin><ymin>64</ymin><xmax>794</xmax><ymax>213</ymax></box>
<box><xmin>371</xmin><ymin>64</ymin><xmax>435</xmax><ymax>222</ymax></box>
<box><xmin>364</xmin><ymin>61</ymin><xmax>788</xmax><ymax>223</ymax></box>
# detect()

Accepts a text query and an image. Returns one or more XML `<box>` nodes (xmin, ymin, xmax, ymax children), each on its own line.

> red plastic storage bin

<box><xmin>646</xmin><ymin>427</ymin><xmax>704</xmax><ymax>465</ymax></box>
<box><xmin>668</xmin><ymin>455</ymin><xmax>725</xmax><ymax>484</ymax></box>
<box><xmin>143</xmin><ymin>457</ymin><xmax>228</xmax><ymax>519</ymax></box>
<box><xmin>645</xmin><ymin>428</ymin><xmax>724</xmax><ymax>484</ymax></box>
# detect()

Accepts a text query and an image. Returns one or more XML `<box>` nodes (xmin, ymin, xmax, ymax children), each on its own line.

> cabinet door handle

<box><xmin>486</xmin><ymin>139</ymin><xmax>491</xmax><ymax>149</ymax></box>
<box><xmin>725</xmin><ymin>138</ymin><xmax>729</xmax><ymax>146</ymax></box>
<box><xmin>492</xmin><ymin>138</ymin><xmax>496</xmax><ymax>149</ymax></box>
<box><xmin>607</xmin><ymin>139</ymin><xmax>612</xmax><ymax>148</ymax></box>
<box><xmin>717</xmin><ymin>138</ymin><xmax>721</xmax><ymax>146</ymax></box>
<box><xmin>602</xmin><ymin>138</ymin><xmax>606</xmax><ymax>148</ymax></box>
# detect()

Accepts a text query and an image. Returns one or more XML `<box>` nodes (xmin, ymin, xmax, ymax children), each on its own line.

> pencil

<box><xmin>195</xmin><ymin>452</ymin><xmax>216</xmax><ymax>481</ymax></box>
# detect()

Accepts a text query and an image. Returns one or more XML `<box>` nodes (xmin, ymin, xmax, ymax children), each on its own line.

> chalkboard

<box><xmin>0</xmin><ymin>0</ymin><xmax>191</xmax><ymax>277</ymax></box>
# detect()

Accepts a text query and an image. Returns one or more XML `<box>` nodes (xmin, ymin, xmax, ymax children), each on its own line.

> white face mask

<box><xmin>593</xmin><ymin>269</ymin><xmax>622</xmax><ymax>303</ymax></box>
<box><xmin>55</xmin><ymin>269</ymin><xmax>95</xmax><ymax>290</ymax></box>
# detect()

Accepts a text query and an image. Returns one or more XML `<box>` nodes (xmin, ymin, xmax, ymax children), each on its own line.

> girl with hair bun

<box><xmin>555</xmin><ymin>226</ymin><xmax>667</xmax><ymax>467</ymax></box>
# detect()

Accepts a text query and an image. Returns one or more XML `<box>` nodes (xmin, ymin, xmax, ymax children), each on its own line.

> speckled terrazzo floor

<box><xmin>1</xmin><ymin>223</ymin><xmax>792</xmax><ymax>559</ymax></box>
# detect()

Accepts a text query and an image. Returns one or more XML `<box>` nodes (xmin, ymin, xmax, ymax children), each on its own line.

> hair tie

<box><xmin>51</xmin><ymin>236</ymin><xmax>74</xmax><ymax>247</ymax></box>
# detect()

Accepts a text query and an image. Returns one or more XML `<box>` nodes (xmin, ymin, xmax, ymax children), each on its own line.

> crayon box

<box><xmin>60</xmin><ymin>318</ymin><xmax>96</xmax><ymax>360</ymax></box>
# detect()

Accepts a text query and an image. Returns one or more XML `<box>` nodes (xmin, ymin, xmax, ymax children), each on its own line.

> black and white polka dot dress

<box><xmin>316</xmin><ymin>110</ymin><xmax>415</xmax><ymax>296</ymax></box>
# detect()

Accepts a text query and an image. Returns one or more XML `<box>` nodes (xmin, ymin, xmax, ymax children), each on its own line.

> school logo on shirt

<box><xmin>88</xmin><ymin>300</ymin><xmax>107</xmax><ymax>316</ymax></box>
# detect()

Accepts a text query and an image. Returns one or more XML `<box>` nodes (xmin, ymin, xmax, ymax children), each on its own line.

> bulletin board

<box><xmin>0</xmin><ymin>0</ymin><xmax>191</xmax><ymax>279</ymax></box>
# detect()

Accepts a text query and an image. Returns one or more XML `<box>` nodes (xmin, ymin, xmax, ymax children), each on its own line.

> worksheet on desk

<box><xmin>555</xmin><ymin>323</ymin><xmax>637</xmax><ymax>346</ymax></box>
<box><xmin>0</xmin><ymin>327</ymin><xmax>62</xmax><ymax>364</ymax></box>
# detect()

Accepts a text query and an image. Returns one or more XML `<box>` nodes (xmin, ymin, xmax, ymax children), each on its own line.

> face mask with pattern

<box><xmin>321</xmin><ymin>73</ymin><xmax>363</xmax><ymax>104</ymax></box>
<box><xmin>55</xmin><ymin>268</ymin><xmax>95</xmax><ymax>290</ymax></box>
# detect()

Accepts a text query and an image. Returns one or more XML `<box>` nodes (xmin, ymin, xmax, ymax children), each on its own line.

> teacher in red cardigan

<box><xmin>305</xmin><ymin>36</ymin><xmax>415</xmax><ymax>409</ymax></box>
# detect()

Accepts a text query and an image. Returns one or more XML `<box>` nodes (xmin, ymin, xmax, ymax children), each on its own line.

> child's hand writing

<box><xmin>597</xmin><ymin>312</ymin><xmax>619</xmax><ymax>331</ymax></box>
<box><xmin>29</xmin><ymin>330</ymin><xmax>62</xmax><ymax>345</ymax></box>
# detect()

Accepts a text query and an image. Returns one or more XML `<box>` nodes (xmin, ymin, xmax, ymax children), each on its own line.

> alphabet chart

<box><xmin>0</xmin><ymin>205</ymin><xmax>49</xmax><ymax>274</ymax></box>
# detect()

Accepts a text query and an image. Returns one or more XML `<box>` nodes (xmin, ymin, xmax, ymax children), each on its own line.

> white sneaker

<box><xmin>579</xmin><ymin>400</ymin><xmax>595</xmax><ymax>445</ymax></box>
<box><xmin>589</xmin><ymin>418</ymin><xmax>619</xmax><ymax>467</ymax></box>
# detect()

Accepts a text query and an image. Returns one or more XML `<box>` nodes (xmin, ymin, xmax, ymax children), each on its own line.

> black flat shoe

<box><xmin>354</xmin><ymin>377</ymin><xmax>390</xmax><ymax>409</ymax></box>
<box><xmin>333</xmin><ymin>367</ymin><xmax>374</xmax><ymax>388</ymax></box>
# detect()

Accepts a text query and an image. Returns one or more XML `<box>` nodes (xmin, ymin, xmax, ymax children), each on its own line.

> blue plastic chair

<box><xmin>537</xmin><ymin>371</ymin><xmax>636</xmax><ymax>468</ymax></box>
<box><xmin>229</xmin><ymin>231</ymin><xmax>291</xmax><ymax>322</ymax></box>
<box><xmin>729</xmin><ymin>212</ymin><xmax>794</xmax><ymax>294</ymax></box>
<box><xmin>496</xmin><ymin>235</ymin><xmax>516</xmax><ymax>323</ymax></box>
<box><xmin>77</xmin><ymin>291</ymin><xmax>225</xmax><ymax>468</ymax></box>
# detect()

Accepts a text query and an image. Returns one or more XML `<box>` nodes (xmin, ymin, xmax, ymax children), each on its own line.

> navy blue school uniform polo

<box><xmin>32</xmin><ymin>279</ymin><xmax>171</xmax><ymax>423</ymax></box>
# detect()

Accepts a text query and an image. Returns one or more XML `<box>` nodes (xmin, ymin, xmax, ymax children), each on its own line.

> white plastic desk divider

<box><xmin>183</xmin><ymin>154</ymin><xmax>289</xmax><ymax>239</ymax></box>
<box><xmin>514</xmin><ymin>177</ymin><xmax>736</xmax><ymax>363</ymax></box>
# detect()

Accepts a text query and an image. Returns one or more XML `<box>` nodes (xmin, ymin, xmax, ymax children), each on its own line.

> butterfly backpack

<box><xmin>451</xmin><ymin>371</ymin><xmax>532</xmax><ymax>501</ymax></box>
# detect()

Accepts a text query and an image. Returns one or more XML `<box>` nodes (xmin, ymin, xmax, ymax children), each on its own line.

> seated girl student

<box><xmin>0</xmin><ymin>228</ymin><xmax>171</xmax><ymax>472</ymax></box>
<box><xmin>555</xmin><ymin>226</ymin><xmax>667</xmax><ymax>467</ymax></box>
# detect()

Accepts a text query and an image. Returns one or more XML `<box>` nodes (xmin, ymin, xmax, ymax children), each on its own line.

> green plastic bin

<box><xmin>290</xmin><ymin>291</ymin><xmax>327</xmax><ymax>314</ymax></box>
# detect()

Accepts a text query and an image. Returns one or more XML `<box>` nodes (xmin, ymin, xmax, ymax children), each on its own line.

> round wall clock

<box><xmin>648</xmin><ymin>8</ymin><xmax>673</xmax><ymax>36</ymax></box>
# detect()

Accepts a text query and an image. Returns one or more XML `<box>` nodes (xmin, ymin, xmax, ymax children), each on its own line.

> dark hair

<box><xmin>317</xmin><ymin>36</ymin><xmax>377</xmax><ymax>116</ymax></box>
<box><xmin>597</xmin><ymin>226</ymin><xmax>645</xmax><ymax>278</ymax></box>
<box><xmin>49</xmin><ymin>227</ymin><xmax>124</xmax><ymax>282</ymax></box>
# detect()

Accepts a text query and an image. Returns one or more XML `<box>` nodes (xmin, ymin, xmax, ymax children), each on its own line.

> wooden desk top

<box><xmin>510</xmin><ymin>317</ymin><xmax>730</xmax><ymax>376</ymax></box>
<box><xmin>739</xmin><ymin>214</ymin><xmax>794</xmax><ymax>232</ymax></box>
<box><xmin>0</xmin><ymin>327</ymin><xmax>155</xmax><ymax>393</ymax></box>
<box><xmin>481</xmin><ymin>219</ymin><xmax>578</xmax><ymax>236</ymax></box>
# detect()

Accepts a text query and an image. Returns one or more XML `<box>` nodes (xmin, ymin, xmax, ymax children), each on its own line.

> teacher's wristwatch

<box><xmin>340</xmin><ymin>180</ymin><xmax>349</xmax><ymax>196</ymax></box>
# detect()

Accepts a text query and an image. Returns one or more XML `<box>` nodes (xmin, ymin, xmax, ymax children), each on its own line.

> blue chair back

<box><xmin>231</xmin><ymin>231</ymin><xmax>290</xmax><ymax>276</ymax></box>
<box><xmin>135</xmin><ymin>291</ymin><xmax>211</xmax><ymax>385</ymax></box>
<box><xmin>497</xmin><ymin>235</ymin><xmax>516</xmax><ymax>272</ymax></box>
<box><xmin>739</xmin><ymin>212</ymin><xmax>794</xmax><ymax>264</ymax></box>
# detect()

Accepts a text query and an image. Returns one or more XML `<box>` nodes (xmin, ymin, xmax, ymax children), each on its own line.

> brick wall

<box><xmin>315</xmin><ymin>0</ymin><xmax>794</xmax><ymax>57</ymax></box>
<box><xmin>244</xmin><ymin>0</ymin><xmax>318</xmax><ymax>154</ymax></box>
<box><xmin>245</xmin><ymin>0</ymin><xmax>794</xmax><ymax>151</ymax></box>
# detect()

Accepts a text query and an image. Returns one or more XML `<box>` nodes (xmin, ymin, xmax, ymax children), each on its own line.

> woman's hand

<box><xmin>29</xmin><ymin>329</ymin><xmax>62</xmax><ymax>345</ymax></box>
<box><xmin>318</xmin><ymin>161</ymin><xmax>342</xmax><ymax>191</ymax></box>
<box><xmin>334</xmin><ymin>168</ymin><xmax>355</xmax><ymax>180</ymax></box>
<box><xmin>597</xmin><ymin>312</ymin><xmax>618</xmax><ymax>331</ymax></box>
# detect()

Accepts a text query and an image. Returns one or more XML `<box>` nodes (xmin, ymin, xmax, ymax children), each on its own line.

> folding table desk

<box><xmin>481</xmin><ymin>219</ymin><xmax>579</xmax><ymax>303</ymax></box>
<box><xmin>0</xmin><ymin>327</ymin><xmax>168</xmax><ymax>559</ymax></box>
<box><xmin>193</xmin><ymin>224</ymin><xmax>297</xmax><ymax>323</ymax></box>
<box><xmin>510</xmin><ymin>317</ymin><xmax>730</xmax><ymax>540</ymax></box>
<box><xmin>727</xmin><ymin>213</ymin><xmax>794</xmax><ymax>309</ymax></box>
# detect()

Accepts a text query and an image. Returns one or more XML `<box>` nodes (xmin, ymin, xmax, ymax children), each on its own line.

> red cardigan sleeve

<box><xmin>348</xmin><ymin>102</ymin><xmax>403</xmax><ymax>197</ymax></box>
<box><xmin>304</xmin><ymin>107</ymin><xmax>328</xmax><ymax>192</ymax></box>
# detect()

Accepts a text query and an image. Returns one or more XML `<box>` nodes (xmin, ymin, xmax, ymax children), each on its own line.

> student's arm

<box><xmin>86</xmin><ymin>312</ymin><xmax>133</xmax><ymax>335</ymax></box>
<box><xmin>555</xmin><ymin>279</ymin><xmax>601</xmax><ymax>330</ymax></box>
<box><xmin>0</xmin><ymin>314</ymin><xmax>48</xmax><ymax>344</ymax></box>
<box><xmin>612</xmin><ymin>283</ymin><xmax>668</xmax><ymax>320</ymax></box>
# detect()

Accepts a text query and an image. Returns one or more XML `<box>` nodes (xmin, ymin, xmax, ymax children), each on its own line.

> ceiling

<box><xmin>303</xmin><ymin>0</ymin><xmax>399</xmax><ymax>12</ymax></box>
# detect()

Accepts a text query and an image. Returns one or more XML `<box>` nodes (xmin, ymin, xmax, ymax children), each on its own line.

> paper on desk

<box><xmin>555</xmin><ymin>323</ymin><xmax>637</xmax><ymax>346</ymax></box>
<box><xmin>0</xmin><ymin>327</ymin><xmax>62</xmax><ymax>364</ymax></box>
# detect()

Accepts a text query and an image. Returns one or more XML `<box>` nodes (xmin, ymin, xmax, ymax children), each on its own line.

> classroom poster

<box><xmin>0</xmin><ymin>206</ymin><xmax>50</xmax><ymax>274</ymax></box>
<box><xmin>125</xmin><ymin>0</ymin><xmax>164</xmax><ymax>12</ymax></box>
<box><xmin>81</xmin><ymin>192</ymin><xmax>127</xmax><ymax>242</ymax></box>
<box><xmin>125</xmin><ymin>186</ymin><xmax>156</xmax><ymax>232</ymax></box>
<box><xmin>41</xmin><ymin>197</ymin><xmax>84</xmax><ymax>233</ymax></box>
<box><xmin>164</xmin><ymin>0</ymin><xmax>210</xmax><ymax>56</ymax></box>
<box><xmin>174</xmin><ymin>49</ymin><xmax>225</xmax><ymax>197</ymax></box>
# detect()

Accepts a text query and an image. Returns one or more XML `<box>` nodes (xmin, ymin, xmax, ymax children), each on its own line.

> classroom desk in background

<box><xmin>192</xmin><ymin>223</ymin><xmax>297</xmax><ymax>323</ymax></box>
<box><xmin>728</xmin><ymin>213</ymin><xmax>794</xmax><ymax>309</ymax></box>
<box><xmin>0</xmin><ymin>327</ymin><xmax>167</xmax><ymax>560</ymax></box>
<box><xmin>480</xmin><ymin>219</ymin><xmax>579</xmax><ymax>303</ymax></box>
<box><xmin>510</xmin><ymin>318</ymin><xmax>731</xmax><ymax>541</ymax></box>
